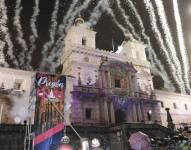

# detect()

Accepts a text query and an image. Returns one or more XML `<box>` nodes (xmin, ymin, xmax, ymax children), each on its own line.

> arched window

<box><xmin>82</xmin><ymin>37</ymin><xmax>86</xmax><ymax>46</ymax></box>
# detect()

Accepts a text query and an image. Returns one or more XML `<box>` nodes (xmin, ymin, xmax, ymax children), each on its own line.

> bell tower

<box><xmin>64</xmin><ymin>16</ymin><xmax>96</xmax><ymax>51</ymax></box>
<box><xmin>118</xmin><ymin>36</ymin><xmax>154</xmax><ymax>94</ymax></box>
<box><xmin>62</xmin><ymin>17</ymin><xmax>100</xmax><ymax>86</ymax></box>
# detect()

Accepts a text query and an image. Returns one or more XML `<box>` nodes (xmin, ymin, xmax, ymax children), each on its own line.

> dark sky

<box><xmin>3</xmin><ymin>0</ymin><xmax>190</xmax><ymax>64</ymax></box>
<box><xmin>2</xmin><ymin>0</ymin><xmax>191</xmax><ymax>91</ymax></box>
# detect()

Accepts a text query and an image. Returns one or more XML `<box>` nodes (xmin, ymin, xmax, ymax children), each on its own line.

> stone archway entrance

<box><xmin>115</xmin><ymin>109</ymin><xmax>126</xmax><ymax>124</ymax></box>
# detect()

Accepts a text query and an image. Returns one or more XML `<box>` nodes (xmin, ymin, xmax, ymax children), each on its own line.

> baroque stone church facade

<box><xmin>0</xmin><ymin>17</ymin><xmax>191</xmax><ymax>128</ymax></box>
<box><xmin>62</xmin><ymin>17</ymin><xmax>161</xmax><ymax>126</ymax></box>
<box><xmin>1</xmin><ymin>16</ymin><xmax>191</xmax><ymax>150</ymax></box>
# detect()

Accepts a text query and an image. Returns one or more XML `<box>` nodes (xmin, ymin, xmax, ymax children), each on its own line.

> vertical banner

<box><xmin>34</xmin><ymin>72</ymin><xmax>66</xmax><ymax>150</ymax></box>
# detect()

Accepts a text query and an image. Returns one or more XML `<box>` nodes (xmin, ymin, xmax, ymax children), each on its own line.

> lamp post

<box><xmin>148</xmin><ymin>110</ymin><xmax>152</xmax><ymax>121</ymax></box>
<box><xmin>165</xmin><ymin>108</ymin><xmax>175</xmax><ymax>132</ymax></box>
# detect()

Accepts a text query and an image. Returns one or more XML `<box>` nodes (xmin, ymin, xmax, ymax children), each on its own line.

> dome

<box><xmin>74</xmin><ymin>16</ymin><xmax>90</xmax><ymax>29</ymax></box>
<box><xmin>74</xmin><ymin>17</ymin><xmax>85</xmax><ymax>25</ymax></box>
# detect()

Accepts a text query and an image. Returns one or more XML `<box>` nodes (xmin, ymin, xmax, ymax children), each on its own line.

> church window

<box><xmin>115</xmin><ymin>79</ymin><xmax>121</xmax><ymax>88</ymax></box>
<box><xmin>160</xmin><ymin>102</ymin><xmax>164</xmax><ymax>108</ymax></box>
<box><xmin>85</xmin><ymin>108</ymin><xmax>92</xmax><ymax>119</ymax></box>
<box><xmin>173</xmin><ymin>102</ymin><xmax>177</xmax><ymax>109</ymax></box>
<box><xmin>14</xmin><ymin>79</ymin><xmax>23</xmax><ymax>90</ymax></box>
<box><xmin>185</xmin><ymin>104</ymin><xmax>188</xmax><ymax>110</ymax></box>
<box><xmin>82</xmin><ymin>37</ymin><xmax>87</xmax><ymax>46</ymax></box>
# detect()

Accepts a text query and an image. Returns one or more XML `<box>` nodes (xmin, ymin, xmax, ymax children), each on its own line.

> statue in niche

<box><xmin>87</xmin><ymin>76</ymin><xmax>92</xmax><ymax>85</ymax></box>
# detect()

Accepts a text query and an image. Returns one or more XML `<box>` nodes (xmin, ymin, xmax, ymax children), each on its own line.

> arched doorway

<box><xmin>115</xmin><ymin>109</ymin><xmax>126</xmax><ymax>124</ymax></box>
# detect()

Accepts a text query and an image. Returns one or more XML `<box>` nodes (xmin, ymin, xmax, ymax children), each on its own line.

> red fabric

<box><xmin>34</xmin><ymin>123</ymin><xmax>64</xmax><ymax>146</ymax></box>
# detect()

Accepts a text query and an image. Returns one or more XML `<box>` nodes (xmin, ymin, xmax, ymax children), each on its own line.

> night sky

<box><xmin>1</xmin><ymin>0</ymin><xmax>191</xmax><ymax>91</ymax></box>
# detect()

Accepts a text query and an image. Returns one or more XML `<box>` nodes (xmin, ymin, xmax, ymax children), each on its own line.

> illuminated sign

<box><xmin>34</xmin><ymin>72</ymin><xmax>66</xmax><ymax>150</ymax></box>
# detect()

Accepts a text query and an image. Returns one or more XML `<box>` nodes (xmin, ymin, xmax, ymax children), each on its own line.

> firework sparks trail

<box><xmin>153</xmin><ymin>0</ymin><xmax>185</xmax><ymax>92</ymax></box>
<box><xmin>41</xmin><ymin>0</ymin><xmax>60</xmax><ymax>62</ymax></box>
<box><xmin>45</xmin><ymin>0</ymin><xmax>93</xmax><ymax>72</ymax></box>
<box><xmin>124</xmin><ymin>0</ymin><xmax>175</xmax><ymax>90</ymax></box>
<box><xmin>87</xmin><ymin>0</ymin><xmax>106</xmax><ymax>27</ymax></box>
<box><xmin>87</xmin><ymin>0</ymin><xmax>125</xmax><ymax>31</ymax></box>
<box><xmin>48</xmin><ymin>0</ymin><xmax>132</xmax><ymax>72</ymax></box>
<box><xmin>106</xmin><ymin>9</ymin><xmax>128</xmax><ymax>35</ymax></box>
<box><xmin>57</xmin><ymin>0</ymin><xmax>79</xmax><ymax>36</ymax></box>
<box><xmin>40</xmin><ymin>0</ymin><xmax>78</xmax><ymax>69</ymax></box>
<box><xmin>55</xmin><ymin>0</ymin><xmax>92</xmax><ymax>49</ymax></box>
<box><xmin>28</xmin><ymin>0</ymin><xmax>40</xmax><ymax>69</ymax></box>
<box><xmin>143</xmin><ymin>0</ymin><xmax>184</xmax><ymax>92</ymax></box>
<box><xmin>172</xmin><ymin>0</ymin><xmax>190</xmax><ymax>91</ymax></box>
<box><xmin>0</xmin><ymin>41</ymin><xmax>8</xmax><ymax>67</ymax></box>
<box><xmin>13</xmin><ymin>0</ymin><xmax>29</xmax><ymax>68</ymax></box>
<box><xmin>115</xmin><ymin>0</ymin><xmax>140</xmax><ymax>40</ymax></box>
<box><xmin>0</xmin><ymin>0</ymin><xmax>18</xmax><ymax>67</ymax></box>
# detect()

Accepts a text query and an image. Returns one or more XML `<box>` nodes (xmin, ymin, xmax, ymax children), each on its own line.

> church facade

<box><xmin>62</xmin><ymin>17</ymin><xmax>163</xmax><ymax>126</ymax></box>
<box><xmin>62</xmin><ymin>17</ymin><xmax>191</xmax><ymax>128</ymax></box>
<box><xmin>0</xmin><ymin>17</ymin><xmax>191</xmax><ymax>129</ymax></box>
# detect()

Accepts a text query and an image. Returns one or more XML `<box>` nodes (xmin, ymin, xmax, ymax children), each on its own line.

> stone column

<box><xmin>108</xmin><ymin>72</ymin><xmax>112</xmax><ymax>88</ymax></box>
<box><xmin>129</xmin><ymin>102</ymin><xmax>134</xmax><ymax>122</ymax></box>
<box><xmin>103</xmin><ymin>100</ymin><xmax>109</xmax><ymax>123</ymax></box>
<box><xmin>101</xmin><ymin>71</ymin><xmax>106</xmax><ymax>88</ymax></box>
<box><xmin>140</xmin><ymin>101</ymin><xmax>145</xmax><ymax>121</ymax></box>
<box><xmin>110</xmin><ymin>102</ymin><xmax>115</xmax><ymax>124</ymax></box>
<box><xmin>127</xmin><ymin>73</ymin><xmax>131</xmax><ymax>95</ymax></box>
<box><xmin>105</xmin><ymin>71</ymin><xmax>108</xmax><ymax>88</ymax></box>
<box><xmin>132</xmin><ymin>102</ymin><xmax>137</xmax><ymax>122</ymax></box>
<box><xmin>98</xmin><ymin>71</ymin><xmax>103</xmax><ymax>88</ymax></box>
<box><xmin>137</xmin><ymin>102</ymin><xmax>143</xmax><ymax>122</ymax></box>
<box><xmin>129</xmin><ymin>73</ymin><xmax>135</xmax><ymax>96</ymax></box>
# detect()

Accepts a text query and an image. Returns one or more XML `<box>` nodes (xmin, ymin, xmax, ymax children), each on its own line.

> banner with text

<box><xmin>34</xmin><ymin>72</ymin><xmax>66</xmax><ymax>150</ymax></box>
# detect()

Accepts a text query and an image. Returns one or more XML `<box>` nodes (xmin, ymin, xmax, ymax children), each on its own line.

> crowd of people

<box><xmin>55</xmin><ymin>125</ymin><xmax>191</xmax><ymax>150</ymax></box>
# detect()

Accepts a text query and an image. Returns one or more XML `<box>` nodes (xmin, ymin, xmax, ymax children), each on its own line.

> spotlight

<box><xmin>149</xmin><ymin>110</ymin><xmax>152</xmax><ymax>114</ymax></box>
<box><xmin>60</xmin><ymin>135</ymin><xmax>70</xmax><ymax>144</ymax></box>
<box><xmin>58</xmin><ymin>136</ymin><xmax>72</xmax><ymax>150</ymax></box>
<box><xmin>91</xmin><ymin>138</ymin><xmax>100</xmax><ymax>148</ymax></box>
<box><xmin>14</xmin><ymin>116</ymin><xmax>21</xmax><ymax>124</ymax></box>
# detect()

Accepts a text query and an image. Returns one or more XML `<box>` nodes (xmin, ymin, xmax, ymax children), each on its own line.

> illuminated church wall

<box><xmin>61</xmin><ymin>18</ymin><xmax>162</xmax><ymax>125</ymax></box>
<box><xmin>62</xmin><ymin>18</ymin><xmax>153</xmax><ymax>95</ymax></box>
<box><xmin>155</xmin><ymin>90</ymin><xmax>191</xmax><ymax>127</ymax></box>
<box><xmin>71</xmin><ymin>91</ymin><xmax>106</xmax><ymax>125</ymax></box>
<box><xmin>0</xmin><ymin>17</ymin><xmax>191</xmax><ymax>128</ymax></box>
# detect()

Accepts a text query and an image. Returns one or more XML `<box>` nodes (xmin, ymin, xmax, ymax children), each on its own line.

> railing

<box><xmin>73</xmin><ymin>85</ymin><xmax>157</xmax><ymax>101</ymax></box>
<box><xmin>73</xmin><ymin>85</ymin><xmax>100</xmax><ymax>94</ymax></box>
<box><xmin>71</xmin><ymin>122</ymin><xmax>110</xmax><ymax>127</ymax></box>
